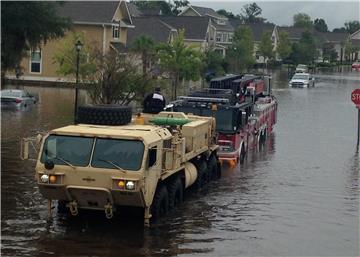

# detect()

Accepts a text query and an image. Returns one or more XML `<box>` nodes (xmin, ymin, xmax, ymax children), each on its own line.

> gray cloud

<box><xmin>191</xmin><ymin>1</ymin><xmax>360</xmax><ymax>30</ymax></box>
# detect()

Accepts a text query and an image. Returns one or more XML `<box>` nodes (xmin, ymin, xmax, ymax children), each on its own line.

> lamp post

<box><xmin>74</xmin><ymin>40</ymin><xmax>82</xmax><ymax>124</ymax></box>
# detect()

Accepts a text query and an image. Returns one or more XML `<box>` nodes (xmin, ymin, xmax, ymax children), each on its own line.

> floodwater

<box><xmin>1</xmin><ymin>68</ymin><xmax>359</xmax><ymax>257</ymax></box>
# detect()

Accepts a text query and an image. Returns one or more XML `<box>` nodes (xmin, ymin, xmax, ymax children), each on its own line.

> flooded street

<box><xmin>1</xmin><ymin>69</ymin><xmax>359</xmax><ymax>256</ymax></box>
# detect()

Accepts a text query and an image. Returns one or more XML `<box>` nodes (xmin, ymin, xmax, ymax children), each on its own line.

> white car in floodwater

<box><xmin>1</xmin><ymin>89</ymin><xmax>37</xmax><ymax>108</ymax></box>
<box><xmin>289</xmin><ymin>73</ymin><xmax>315</xmax><ymax>88</ymax></box>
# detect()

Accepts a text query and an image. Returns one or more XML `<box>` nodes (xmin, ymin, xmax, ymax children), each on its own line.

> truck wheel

<box><xmin>208</xmin><ymin>155</ymin><xmax>219</xmax><ymax>180</ymax></box>
<box><xmin>168</xmin><ymin>177</ymin><xmax>183</xmax><ymax>209</ymax></box>
<box><xmin>57</xmin><ymin>200</ymin><xmax>68</xmax><ymax>213</ymax></box>
<box><xmin>194</xmin><ymin>161</ymin><xmax>207</xmax><ymax>189</ymax></box>
<box><xmin>76</xmin><ymin>105</ymin><xmax>132</xmax><ymax>125</ymax></box>
<box><xmin>151</xmin><ymin>185</ymin><xmax>169</xmax><ymax>222</ymax></box>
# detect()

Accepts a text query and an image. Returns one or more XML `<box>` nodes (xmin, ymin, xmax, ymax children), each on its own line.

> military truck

<box><xmin>21</xmin><ymin>109</ymin><xmax>220</xmax><ymax>226</ymax></box>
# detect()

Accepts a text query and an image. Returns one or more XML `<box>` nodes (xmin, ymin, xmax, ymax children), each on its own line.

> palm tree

<box><xmin>131</xmin><ymin>36</ymin><xmax>155</xmax><ymax>75</ymax></box>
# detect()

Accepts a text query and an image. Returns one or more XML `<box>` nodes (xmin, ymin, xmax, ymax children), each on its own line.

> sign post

<box><xmin>351</xmin><ymin>89</ymin><xmax>360</xmax><ymax>153</ymax></box>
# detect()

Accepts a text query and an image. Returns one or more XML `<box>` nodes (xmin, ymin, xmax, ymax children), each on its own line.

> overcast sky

<box><xmin>190</xmin><ymin>1</ymin><xmax>360</xmax><ymax>30</ymax></box>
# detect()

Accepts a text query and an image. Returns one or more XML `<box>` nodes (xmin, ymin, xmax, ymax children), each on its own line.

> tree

<box><xmin>131</xmin><ymin>36</ymin><xmax>155</xmax><ymax>75</ymax></box>
<box><xmin>296</xmin><ymin>31</ymin><xmax>317</xmax><ymax>64</ymax></box>
<box><xmin>333</xmin><ymin>27</ymin><xmax>346</xmax><ymax>33</ymax></box>
<box><xmin>202</xmin><ymin>50</ymin><xmax>226</xmax><ymax>82</ymax></box>
<box><xmin>226</xmin><ymin>26</ymin><xmax>254</xmax><ymax>72</ymax></box>
<box><xmin>53</xmin><ymin>32</ymin><xmax>97</xmax><ymax>82</ymax></box>
<box><xmin>216</xmin><ymin>9</ymin><xmax>236</xmax><ymax>19</ymax></box>
<box><xmin>258</xmin><ymin>31</ymin><xmax>274</xmax><ymax>66</ymax></box>
<box><xmin>1</xmin><ymin>1</ymin><xmax>70</xmax><ymax>76</ymax></box>
<box><xmin>277</xmin><ymin>31</ymin><xmax>292</xmax><ymax>60</ymax></box>
<box><xmin>293</xmin><ymin>13</ymin><xmax>313</xmax><ymax>29</ymax></box>
<box><xmin>157</xmin><ymin>30</ymin><xmax>203</xmax><ymax>100</ymax></box>
<box><xmin>321</xmin><ymin>42</ymin><xmax>338</xmax><ymax>62</ymax></box>
<box><xmin>314</xmin><ymin>18</ymin><xmax>328</xmax><ymax>32</ymax></box>
<box><xmin>87</xmin><ymin>49</ymin><xmax>155</xmax><ymax>105</ymax></box>
<box><xmin>240</xmin><ymin>2</ymin><xmax>265</xmax><ymax>23</ymax></box>
<box><xmin>131</xmin><ymin>0</ymin><xmax>188</xmax><ymax>16</ymax></box>
<box><xmin>344</xmin><ymin>20</ymin><xmax>360</xmax><ymax>34</ymax></box>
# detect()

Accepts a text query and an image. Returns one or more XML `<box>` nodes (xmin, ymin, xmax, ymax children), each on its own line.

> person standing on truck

<box><xmin>143</xmin><ymin>87</ymin><xmax>166</xmax><ymax>114</ymax></box>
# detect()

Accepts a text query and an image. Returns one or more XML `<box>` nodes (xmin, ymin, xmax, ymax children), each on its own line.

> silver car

<box><xmin>1</xmin><ymin>89</ymin><xmax>37</xmax><ymax>108</ymax></box>
<box><xmin>289</xmin><ymin>73</ymin><xmax>315</xmax><ymax>88</ymax></box>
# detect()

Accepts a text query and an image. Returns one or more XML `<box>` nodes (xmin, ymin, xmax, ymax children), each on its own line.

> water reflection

<box><xmin>1</xmin><ymin>68</ymin><xmax>359</xmax><ymax>256</ymax></box>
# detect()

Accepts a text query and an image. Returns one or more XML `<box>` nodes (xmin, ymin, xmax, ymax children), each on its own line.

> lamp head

<box><xmin>75</xmin><ymin>40</ymin><xmax>83</xmax><ymax>52</ymax></box>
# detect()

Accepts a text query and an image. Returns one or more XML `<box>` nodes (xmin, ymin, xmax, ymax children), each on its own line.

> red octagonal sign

<box><xmin>351</xmin><ymin>89</ymin><xmax>360</xmax><ymax>107</ymax></box>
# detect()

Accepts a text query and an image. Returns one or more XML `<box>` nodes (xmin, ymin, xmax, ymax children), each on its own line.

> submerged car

<box><xmin>289</xmin><ymin>73</ymin><xmax>315</xmax><ymax>88</ymax></box>
<box><xmin>1</xmin><ymin>89</ymin><xmax>37</xmax><ymax>108</ymax></box>
<box><xmin>352</xmin><ymin>61</ymin><xmax>360</xmax><ymax>69</ymax></box>
<box><xmin>295</xmin><ymin>64</ymin><xmax>308</xmax><ymax>73</ymax></box>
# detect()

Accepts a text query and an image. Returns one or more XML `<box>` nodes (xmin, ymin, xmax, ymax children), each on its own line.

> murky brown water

<box><xmin>1</xmin><ymin>69</ymin><xmax>359</xmax><ymax>256</ymax></box>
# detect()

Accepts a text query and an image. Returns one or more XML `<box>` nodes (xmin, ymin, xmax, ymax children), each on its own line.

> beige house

<box><xmin>12</xmin><ymin>1</ymin><xmax>134</xmax><ymax>82</ymax></box>
<box><xmin>179</xmin><ymin>5</ymin><xmax>233</xmax><ymax>56</ymax></box>
<box><xmin>11</xmin><ymin>1</ymin><xmax>214</xmax><ymax>82</ymax></box>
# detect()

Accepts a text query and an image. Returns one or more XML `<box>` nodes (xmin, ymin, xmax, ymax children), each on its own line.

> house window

<box><xmin>229</xmin><ymin>33</ymin><xmax>233</xmax><ymax>42</ymax></box>
<box><xmin>223</xmin><ymin>33</ymin><xmax>228</xmax><ymax>42</ymax></box>
<box><xmin>30</xmin><ymin>50</ymin><xmax>41</xmax><ymax>73</ymax></box>
<box><xmin>112</xmin><ymin>25</ymin><xmax>119</xmax><ymax>39</ymax></box>
<box><xmin>216</xmin><ymin>33</ymin><xmax>222</xmax><ymax>42</ymax></box>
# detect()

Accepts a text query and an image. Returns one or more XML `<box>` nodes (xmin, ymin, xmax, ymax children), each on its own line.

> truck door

<box><xmin>143</xmin><ymin>143</ymin><xmax>162</xmax><ymax>208</ymax></box>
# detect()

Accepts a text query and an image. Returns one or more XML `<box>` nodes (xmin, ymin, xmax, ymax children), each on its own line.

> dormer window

<box><xmin>216</xmin><ymin>19</ymin><xmax>226</xmax><ymax>25</ymax></box>
<box><xmin>112</xmin><ymin>25</ymin><xmax>119</xmax><ymax>39</ymax></box>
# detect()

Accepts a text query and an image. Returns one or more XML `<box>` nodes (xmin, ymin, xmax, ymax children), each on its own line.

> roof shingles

<box><xmin>56</xmin><ymin>1</ymin><xmax>119</xmax><ymax>24</ymax></box>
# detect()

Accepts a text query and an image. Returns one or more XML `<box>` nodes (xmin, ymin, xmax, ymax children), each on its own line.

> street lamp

<box><xmin>74</xmin><ymin>40</ymin><xmax>82</xmax><ymax>124</ymax></box>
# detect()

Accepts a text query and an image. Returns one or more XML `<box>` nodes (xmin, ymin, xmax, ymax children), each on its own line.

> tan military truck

<box><xmin>21</xmin><ymin>109</ymin><xmax>220</xmax><ymax>226</ymax></box>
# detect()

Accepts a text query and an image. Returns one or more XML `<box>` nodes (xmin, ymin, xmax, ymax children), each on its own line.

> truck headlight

<box><xmin>40</xmin><ymin>174</ymin><xmax>49</xmax><ymax>183</ymax></box>
<box><xmin>125</xmin><ymin>181</ymin><xmax>135</xmax><ymax>190</ymax></box>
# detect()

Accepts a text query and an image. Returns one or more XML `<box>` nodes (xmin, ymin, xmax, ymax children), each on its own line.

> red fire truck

<box><xmin>167</xmin><ymin>74</ymin><xmax>278</xmax><ymax>166</ymax></box>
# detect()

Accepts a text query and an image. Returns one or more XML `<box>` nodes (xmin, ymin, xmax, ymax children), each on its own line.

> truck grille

<box><xmin>291</xmin><ymin>82</ymin><xmax>304</xmax><ymax>87</ymax></box>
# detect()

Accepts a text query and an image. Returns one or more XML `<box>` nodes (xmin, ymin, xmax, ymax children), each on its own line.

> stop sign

<box><xmin>351</xmin><ymin>89</ymin><xmax>360</xmax><ymax>107</ymax></box>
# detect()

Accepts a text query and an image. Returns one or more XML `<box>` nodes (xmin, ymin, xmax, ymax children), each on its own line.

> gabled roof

<box><xmin>212</xmin><ymin>20</ymin><xmax>234</xmax><ymax>32</ymax></box>
<box><xmin>140</xmin><ymin>7</ymin><xmax>162</xmax><ymax>16</ymax></box>
<box><xmin>127</xmin><ymin>2</ymin><xmax>142</xmax><ymax>17</ymax></box>
<box><xmin>277</xmin><ymin>26</ymin><xmax>313</xmax><ymax>41</ymax></box>
<box><xmin>351</xmin><ymin>39</ymin><xmax>360</xmax><ymax>47</ymax></box>
<box><xmin>126</xmin><ymin>17</ymin><xmax>173</xmax><ymax>48</ymax></box>
<box><xmin>228</xmin><ymin>18</ymin><xmax>242</xmax><ymax>29</ymax></box>
<box><xmin>56</xmin><ymin>1</ymin><xmax>120</xmax><ymax>24</ymax></box>
<box><xmin>159</xmin><ymin>16</ymin><xmax>210</xmax><ymax>40</ymax></box>
<box><xmin>350</xmin><ymin>30</ymin><xmax>360</xmax><ymax>39</ymax></box>
<box><xmin>316</xmin><ymin>32</ymin><xmax>348</xmax><ymax>42</ymax></box>
<box><xmin>240</xmin><ymin>23</ymin><xmax>275</xmax><ymax>41</ymax></box>
<box><xmin>180</xmin><ymin>5</ymin><xmax>226</xmax><ymax>19</ymax></box>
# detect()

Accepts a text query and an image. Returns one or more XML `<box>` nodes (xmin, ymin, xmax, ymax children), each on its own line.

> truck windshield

<box><xmin>91</xmin><ymin>138</ymin><xmax>144</xmax><ymax>171</ymax></box>
<box><xmin>41</xmin><ymin>135</ymin><xmax>94</xmax><ymax>166</ymax></box>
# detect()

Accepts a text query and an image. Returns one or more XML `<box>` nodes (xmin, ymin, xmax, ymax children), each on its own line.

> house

<box><xmin>350</xmin><ymin>30</ymin><xmax>360</xmax><ymax>60</ymax></box>
<box><xmin>159</xmin><ymin>16</ymin><xmax>210</xmax><ymax>50</ymax></box>
<box><xmin>13</xmin><ymin>1</ymin><xmax>134</xmax><ymax>82</ymax></box>
<box><xmin>179</xmin><ymin>5</ymin><xmax>234</xmax><ymax>56</ymax></box>
<box><xmin>277</xmin><ymin>26</ymin><xmax>348</xmax><ymax>61</ymax></box>
<box><xmin>316</xmin><ymin>31</ymin><xmax>348</xmax><ymax>61</ymax></box>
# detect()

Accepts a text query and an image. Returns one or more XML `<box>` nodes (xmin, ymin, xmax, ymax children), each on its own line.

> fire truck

<box><xmin>167</xmin><ymin>74</ymin><xmax>278</xmax><ymax>166</ymax></box>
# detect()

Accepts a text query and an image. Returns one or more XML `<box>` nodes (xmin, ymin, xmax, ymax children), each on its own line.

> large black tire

<box><xmin>167</xmin><ymin>177</ymin><xmax>183</xmax><ymax>209</ymax></box>
<box><xmin>151</xmin><ymin>185</ymin><xmax>169</xmax><ymax>222</ymax></box>
<box><xmin>193</xmin><ymin>160</ymin><xmax>208</xmax><ymax>189</ymax></box>
<box><xmin>76</xmin><ymin>105</ymin><xmax>132</xmax><ymax>125</ymax></box>
<box><xmin>208</xmin><ymin>154</ymin><xmax>220</xmax><ymax>180</ymax></box>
